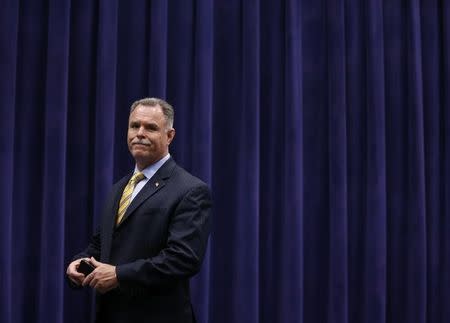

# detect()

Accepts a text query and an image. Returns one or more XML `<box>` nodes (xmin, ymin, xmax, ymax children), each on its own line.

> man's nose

<box><xmin>137</xmin><ymin>126</ymin><xmax>145</xmax><ymax>136</ymax></box>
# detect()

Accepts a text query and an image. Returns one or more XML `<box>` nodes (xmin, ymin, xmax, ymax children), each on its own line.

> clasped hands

<box><xmin>66</xmin><ymin>257</ymin><xmax>119</xmax><ymax>294</ymax></box>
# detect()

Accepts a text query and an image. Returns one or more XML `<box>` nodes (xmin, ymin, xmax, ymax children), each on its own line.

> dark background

<box><xmin>1</xmin><ymin>0</ymin><xmax>449</xmax><ymax>322</ymax></box>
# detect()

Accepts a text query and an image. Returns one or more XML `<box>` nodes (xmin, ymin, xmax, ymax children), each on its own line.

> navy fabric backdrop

<box><xmin>1</xmin><ymin>0</ymin><xmax>449</xmax><ymax>323</ymax></box>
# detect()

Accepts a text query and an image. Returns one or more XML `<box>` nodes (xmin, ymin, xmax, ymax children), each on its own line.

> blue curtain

<box><xmin>1</xmin><ymin>1</ymin><xmax>449</xmax><ymax>323</ymax></box>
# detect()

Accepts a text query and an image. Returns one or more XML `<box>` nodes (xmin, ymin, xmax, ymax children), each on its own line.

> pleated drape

<box><xmin>1</xmin><ymin>1</ymin><xmax>449</xmax><ymax>323</ymax></box>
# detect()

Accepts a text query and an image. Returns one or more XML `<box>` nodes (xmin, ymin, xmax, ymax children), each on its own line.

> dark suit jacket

<box><xmin>73</xmin><ymin>158</ymin><xmax>212</xmax><ymax>323</ymax></box>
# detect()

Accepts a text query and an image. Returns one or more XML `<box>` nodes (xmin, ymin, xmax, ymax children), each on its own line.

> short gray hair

<box><xmin>130</xmin><ymin>97</ymin><xmax>174</xmax><ymax>129</ymax></box>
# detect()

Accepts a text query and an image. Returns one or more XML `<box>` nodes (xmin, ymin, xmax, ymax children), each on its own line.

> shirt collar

<box><xmin>134</xmin><ymin>153</ymin><xmax>171</xmax><ymax>180</ymax></box>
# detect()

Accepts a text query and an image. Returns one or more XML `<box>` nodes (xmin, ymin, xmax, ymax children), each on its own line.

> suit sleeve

<box><xmin>66</xmin><ymin>227</ymin><xmax>102</xmax><ymax>289</ymax></box>
<box><xmin>72</xmin><ymin>226</ymin><xmax>102</xmax><ymax>261</ymax></box>
<box><xmin>115</xmin><ymin>184</ymin><xmax>212</xmax><ymax>288</ymax></box>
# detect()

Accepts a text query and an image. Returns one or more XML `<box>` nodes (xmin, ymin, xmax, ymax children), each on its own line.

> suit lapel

<box><xmin>102</xmin><ymin>174</ymin><xmax>131</xmax><ymax>261</ymax></box>
<box><xmin>116</xmin><ymin>158</ymin><xmax>176</xmax><ymax>228</ymax></box>
<box><xmin>108</xmin><ymin>175</ymin><xmax>131</xmax><ymax>229</ymax></box>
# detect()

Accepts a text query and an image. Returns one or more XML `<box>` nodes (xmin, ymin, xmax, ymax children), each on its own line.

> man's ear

<box><xmin>167</xmin><ymin>128</ymin><xmax>175</xmax><ymax>145</ymax></box>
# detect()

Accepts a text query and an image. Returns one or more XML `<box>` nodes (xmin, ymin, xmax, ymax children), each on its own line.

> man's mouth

<box><xmin>132</xmin><ymin>142</ymin><xmax>150</xmax><ymax>147</ymax></box>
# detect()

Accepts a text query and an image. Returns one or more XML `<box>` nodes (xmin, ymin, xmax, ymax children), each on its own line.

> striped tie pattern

<box><xmin>116</xmin><ymin>172</ymin><xmax>145</xmax><ymax>226</ymax></box>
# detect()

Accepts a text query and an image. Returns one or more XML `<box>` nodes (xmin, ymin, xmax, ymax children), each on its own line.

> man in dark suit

<box><xmin>66</xmin><ymin>97</ymin><xmax>212</xmax><ymax>323</ymax></box>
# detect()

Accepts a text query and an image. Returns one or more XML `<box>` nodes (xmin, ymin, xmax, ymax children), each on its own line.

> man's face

<box><xmin>127</xmin><ymin>104</ymin><xmax>175</xmax><ymax>170</ymax></box>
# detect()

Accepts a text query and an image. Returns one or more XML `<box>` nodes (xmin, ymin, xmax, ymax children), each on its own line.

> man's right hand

<box><xmin>66</xmin><ymin>258</ymin><xmax>88</xmax><ymax>286</ymax></box>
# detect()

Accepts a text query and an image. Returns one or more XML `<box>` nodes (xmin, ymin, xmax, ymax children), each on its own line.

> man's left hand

<box><xmin>82</xmin><ymin>257</ymin><xmax>119</xmax><ymax>294</ymax></box>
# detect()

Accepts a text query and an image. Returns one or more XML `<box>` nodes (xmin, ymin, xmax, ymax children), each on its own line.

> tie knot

<box><xmin>131</xmin><ymin>172</ymin><xmax>145</xmax><ymax>184</ymax></box>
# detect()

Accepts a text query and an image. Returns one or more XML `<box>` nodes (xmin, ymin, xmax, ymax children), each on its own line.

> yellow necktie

<box><xmin>116</xmin><ymin>172</ymin><xmax>145</xmax><ymax>225</ymax></box>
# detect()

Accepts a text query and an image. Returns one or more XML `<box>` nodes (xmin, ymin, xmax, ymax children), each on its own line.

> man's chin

<box><xmin>132</xmin><ymin>151</ymin><xmax>150</xmax><ymax>159</ymax></box>
<box><xmin>132</xmin><ymin>153</ymin><xmax>155</xmax><ymax>167</ymax></box>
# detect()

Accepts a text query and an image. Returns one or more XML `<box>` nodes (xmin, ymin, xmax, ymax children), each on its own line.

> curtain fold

<box><xmin>326</xmin><ymin>1</ymin><xmax>348</xmax><ymax>323</ymax></box>
<box><xmin>404</xmin><ymin>2</ymin><xmax>427</xmax><ymax>323</ymax></box>
<box><xmin>187</xmin><ymin>2</ymin><xmax>214</xmax><ymax>322</ymax></box>
<box><xmin>38</xmin><ymin>1</ymin><xmax>71</xmax><ymax>322</ymax></box>
<box><xmin>279</xmin><ymin>0</ymin><xmax>303</xmax><ymax>321</ymax></box>
<box><xmin>363</xmin><ymin>1</ymin><xmax>387</xmax><ymax>323</ymax></box>
<box><xmin>1</xmin><ymin>1</ymin><xmax>450</xmax><ymax>323</ymax></box>
<box><xmin>148</xmin><ymin>0</ymin><xmax>168</xmax><ymax>97</ymax></box>
<box><xmin>442</xmin><ymin>2</ymin><xmax>450</xmax><ymax>323</ymax></box>
<box><xmin>0</xmin><ymin>1</ymin><xmax>18</xmax><ymax>322</ymax></box>
<box><xmin>11</xmin><ymin>1</ymin><xmax>51</xmax><ymax>321</ymax></box>
<box><xmin>421</xmin><ymin>7</ymin><xmax>441</xmax><ymax>321</ymax></box>
<box><xmin>92</xmin><ymin>0</ymin><xmax>118</xmax><ymax>221</ymax></box>
<box><xmin>345</xmin><ymin>2</ymin><xmax>365</xmax><ymax>322</ymax></box>
<box><xmin>210</xmin><ymin>1</ymin><xmax>261</xmax><ymax>322</ymax></box>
